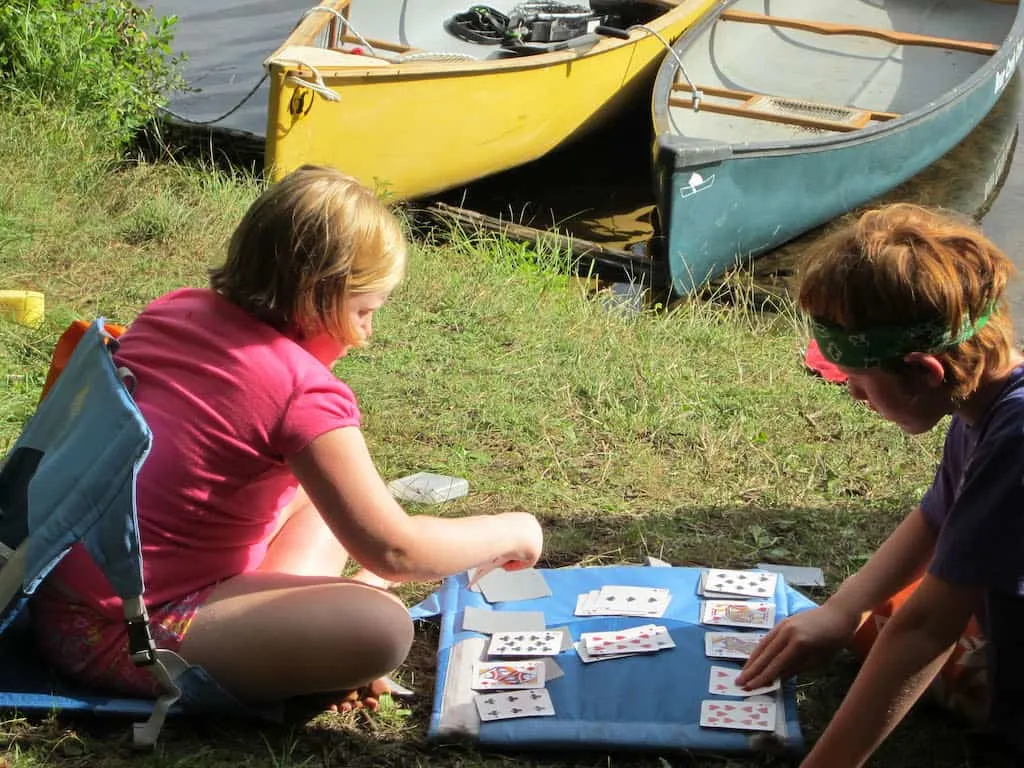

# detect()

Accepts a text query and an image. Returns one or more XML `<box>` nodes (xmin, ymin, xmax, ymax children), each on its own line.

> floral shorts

<box><xmin>32</xmin><ymin>585</ymin><xmax>218</xmax><ymax>697</ymax></box>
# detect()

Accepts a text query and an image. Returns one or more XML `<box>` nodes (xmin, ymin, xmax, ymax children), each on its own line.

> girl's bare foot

<box><xmin>328</xmin><ymin>677</ymin><xmax>392</xmax><ymax>713</ymax></box>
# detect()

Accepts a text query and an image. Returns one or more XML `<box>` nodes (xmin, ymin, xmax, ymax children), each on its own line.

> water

<box><xmin>150</xmin><ymin>0</ymin><xmax>1024</xmax><ymax>309</ymax></box>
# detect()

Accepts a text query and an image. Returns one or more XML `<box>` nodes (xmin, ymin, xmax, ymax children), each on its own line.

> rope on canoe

<box><xmin>280</xmin><ymin>58</ymin><xmax>343</xmax><ymax>102</ymax></box>
<box><xmin>395</xmin><ymin>51</ymin><xmax>478</xmax><ymax>62</ymax></box>
<box><xmin>156</xmin><ymin>74</ymin><xmax>269</xmax><ymax>127</ymax></box>
<box><xmin>302</xmin><ymin>6</ymin><xmax>378</xmax><ymax>56</ymax></box>
<box><xmin>628</xmin><ymin>23</ymin><xmax>703</xmax><ymax>112</ymax></box>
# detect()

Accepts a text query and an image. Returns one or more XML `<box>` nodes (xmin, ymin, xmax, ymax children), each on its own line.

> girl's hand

<box><xmin>497</xmin><ymin>511</ymin><xmax>544</xmax><ymax>571</ymax></box>
<box><xmin>472</xmin><ymin>513</ymin><xmax>544</xmax><ymax>582</ymax></box>
<box><xmin>736</xmin><ymin>603</ymin><xmax>862</xmax><ymax>689</ymax></box>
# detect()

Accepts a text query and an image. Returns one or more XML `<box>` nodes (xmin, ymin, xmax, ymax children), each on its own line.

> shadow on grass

<box><xmin>2</xmin><ymin>505</ymin><xmax>1016</xmax><ymax>768</ymax></box>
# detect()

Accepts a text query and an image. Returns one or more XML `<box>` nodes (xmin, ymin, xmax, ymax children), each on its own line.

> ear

<box><xmin>903</xmin><ymin>352</ymin><xmax>945</xmax><ymax>387</ymax></box>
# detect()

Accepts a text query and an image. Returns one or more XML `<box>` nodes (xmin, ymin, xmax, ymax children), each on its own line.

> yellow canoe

<box><xmin>264</xmin><ymin>0</ymin><xmax>717</xmax><ymax>200</ymax></box>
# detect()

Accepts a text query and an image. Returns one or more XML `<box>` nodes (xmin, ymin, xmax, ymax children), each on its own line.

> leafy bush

<box><xmin>0</xmin><ymin>0</ymin><xmax>183</xmax><ymax>145</ymax></box>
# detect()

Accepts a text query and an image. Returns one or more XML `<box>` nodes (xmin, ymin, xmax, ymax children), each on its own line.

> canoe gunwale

<box><xmin>651</xmin><ymin>0</ymin><xmax>1024</xmax><ymax>164</ymax></box>
<box><xmin>264</xmin><ymin>0</ymin><xmax>707</xmax><ymax>81</ymax></box>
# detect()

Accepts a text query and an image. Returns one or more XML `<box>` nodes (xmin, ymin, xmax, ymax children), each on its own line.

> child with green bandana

<box><xmin>736</xmin><ymin>203</ymin><xmax>1024</xmax><ymax>766</ymax></box>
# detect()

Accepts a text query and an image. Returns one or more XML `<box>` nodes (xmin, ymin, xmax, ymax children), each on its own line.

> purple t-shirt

<box><xmin>920</xmin><ymin>365</ymin><xmax>1024</xmax><ymax>753</ymax></box>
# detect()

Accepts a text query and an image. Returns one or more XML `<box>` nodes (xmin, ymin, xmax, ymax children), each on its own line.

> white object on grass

<box><xmin>387</xmin><ymin>472</ymin><xmax>469</xmax><ymax>504</ymax></box>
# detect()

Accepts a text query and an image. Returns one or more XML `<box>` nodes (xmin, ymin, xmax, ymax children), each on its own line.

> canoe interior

<box><xmin>306</xmin><ymin>1</ymin><xmax>667</xmax><ymax>62</ymax></box>
<box><xmin>662</xmin><ymin>0</ymin><xmax>1019</xmax><ymax>145</ymax></box>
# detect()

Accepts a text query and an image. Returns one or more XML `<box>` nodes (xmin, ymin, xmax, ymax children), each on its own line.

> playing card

<box><xmin>573</xmin><ymin>641</ymin><xmax>635</xmax><ymax>663</ymax></box>
<box><xmin>701</xmin><ymin>600</ymin><xmax>775</xmax><ymax>629</ymax></box>
<box><xmin>471</xmin><ymin>660</ymin><xmax>546</xmax><ymax>690</ymax></box>
<box><xmin>548</xmin><ymin>625</ymin><xmax>574</xmax><ymax>652</ymax></box>
<box><xmin>487</xmin><ymin>630</ymin><xmax>563</xmax><ymax>657</ymax></box>
<box><xmin>755</xmin><ymin>562</ymin><xmax>826</xmax><ymax>587</ymax></box>
<box><xmin>582</xmin><ymin>624</ymin><xmax>675</xmax><ymax>656</ymax></box>
<box><xmin>702</xmin><ymin>569</ymin><xmax>778</xmax><ymax>598</ymax></box>
<box><xmin>478</xmin><ymin>568</ymin><xmax>553</xmax><ymax>603</ymax></box>
<box><xmin>574</xmin><ymin>590</ymin><xmax>600</xmax><ymax>616</ymax></box>
<box><xmin>592</xmin><ymin>586</ymin><xmax>671</xmax><ymax>617</ymax></box>
<box><xmin>708</xmin><ymin>665</ymin><xmax>780</xmax><ymax>697</ymax></box>
<box><xmin>461</xmin><ymin>606</ymin><xmax>546</xmax><ymax>635</ymax></box>
<box><xmin>474</xmin><ymin>689</ymin><xmax>555</xmax><ymax>721</ymax></box>
<box><xmin>699</xmin><ymin>698</ymin><xmax>776</xmax><ymax>731</ymax></box>
<box><xmin>704</xmin><ymin>631</ymin><xmax>766</xmax><ymax>660</ymax></box>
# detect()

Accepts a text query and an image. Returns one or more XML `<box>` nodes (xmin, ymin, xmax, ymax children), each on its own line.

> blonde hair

<box><xmin>799</xmin><ymin>203</ymin><xmax>1016</xmax><ymax>400</ymax></box>
<box><xmin>210</xmin><ymin>165</ymin><xmax>407</xmax><ymax>345</ymax></box>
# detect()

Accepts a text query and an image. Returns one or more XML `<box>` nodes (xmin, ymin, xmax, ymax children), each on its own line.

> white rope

<box><xmin>628</xmin><ymin>24</ymin><xmax>703</xmax><ymax>112</ymax></box>
<box><xmin>282</xmin><ymin>57</ymin><xmax>342</xmax><ymax>102</ymax></box>
<box><xmin>396</xmin><ymin>51</ymin><xmax>478</xmax><ymax>63</ymax></box>
<box><xmin>301</xmin><ymin>5</ymin><xmax>377</xmax><ymax>56</ymax></box>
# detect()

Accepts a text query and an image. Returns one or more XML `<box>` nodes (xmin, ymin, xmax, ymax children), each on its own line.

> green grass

<box><xmin>0</xmin><ymin>105</ymin><xmax>1015</xmax><ymax>768</ymax></box>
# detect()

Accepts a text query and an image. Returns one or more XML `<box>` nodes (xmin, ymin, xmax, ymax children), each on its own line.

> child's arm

<box><xmin>289</xmin><ymin>427</ymin><xmax>543</xmax><ymax>582</ymax></box>
<box><xmin>739</xmin><ymin>507</ymin><xmax>937</xmax><ymax>687</ymax></box>
<box><xmin>799</xmin><ymin>574</ymin><xmax>977</xmax><ymax>768</ymax></box>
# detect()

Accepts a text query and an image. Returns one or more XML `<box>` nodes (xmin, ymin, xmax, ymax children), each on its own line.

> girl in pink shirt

<box><xmin>33</xmin><ymin>165</ymin><xmax>544</xmax><ymax>711</ymax></box>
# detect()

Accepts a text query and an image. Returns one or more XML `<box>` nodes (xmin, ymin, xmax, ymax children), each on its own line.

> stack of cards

<box><xmin>574</xmin><ymin>585</ymin><xmax>671</xmax><ymax>618</ymax></box>
<box><xmin>707</xmin><ymin>665</ymin><xmax>780</xmax><ymax>698</ymax></box>
<box><xmin>471</xmin><ymin>660</ymin><xmax>546</xmax><ymax>691</ymax></box>
<box><xmin>698</xmin><ymin>568</ymin><xmax>778</xmax><ymax>599</ymax></box>
<box><xmin>574</xmin><ymin>624</ymin><xmax>675</xmax><ymax>663</ymax></box>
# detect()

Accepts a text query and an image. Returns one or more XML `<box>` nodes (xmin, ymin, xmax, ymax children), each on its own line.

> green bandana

<box><xmin>812</xmin><ymin>308</ymin><xmax>994</xmax><ymax>369</ymax></box>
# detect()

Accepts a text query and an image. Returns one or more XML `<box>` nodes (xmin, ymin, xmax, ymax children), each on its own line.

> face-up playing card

<box><xmin>582</xmin><ymin>624</ymin><xmax>675</xmax><ymax>656</ymax></box>
<box><xmin>704</xmin><ymin>631</ymin><xmax>767</xmax><ymax>660</ymax></box>
<box><xmin>592</xmin><ymin>586</ymin><xmax>671</xmax><ymax>617</ymax></box>
<box><xmin>477</xmin><ymin>568</ymin><xmax>553</xmax><ymax>604</ymax></box>
<box><xmin>699</xmin><ymin>698</ymin><xmax>776</xmax><ymax>731</ymax></box>
<box><xmin>708</xmin><ymin>665</ymin><xmax>780</xmax><ymax>697</ymax></box>
<box><xmin>702</xmin><ymin>569</ymin><xmax>778</xmax><ymax>598</ymax></box>
<box><xmin>574</xmin><ymin>590</ymin><xmax>600</xmax><ymax>616</ymax></box>
<box><xmin>487</xmin><ymin>630</ymin><xmax>562</xmax><ymax>657</ymax></box>
<box><xmin>471</xmin><ymin>660</ymin><xmax>546</xmax><ymax>690</ymax></box>
<box><xmin>474</xmin><ymin>689</ymin><xmax>556</xmax><ymax>721</ymax></box>
<box><xmin>700</xmin><ymin>600</ymin><xmax>775</xmax><ymax>629</ymax></box>
<box><xmin>573</xmin><ymin>640</ymin><xmax>634</xmax><ymax>664</ymax></box>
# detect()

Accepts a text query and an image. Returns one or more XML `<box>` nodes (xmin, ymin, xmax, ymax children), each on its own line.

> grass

<box><xmin>0</xmin><ymin>104</ymin><xmax>1015</xmax><ymax>768</ymax></box>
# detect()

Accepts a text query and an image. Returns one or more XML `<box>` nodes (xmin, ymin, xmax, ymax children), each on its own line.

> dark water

<box><xmin>150</xmin><ymin>0</ymin><xmax>1024</xmax><ymax>309</ymax></box>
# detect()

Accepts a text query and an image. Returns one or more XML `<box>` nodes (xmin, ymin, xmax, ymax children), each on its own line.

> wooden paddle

<box><xmin>719</xmin><ymin>9</ymin><xmax>999</xmax><ymax>56</ymax></box>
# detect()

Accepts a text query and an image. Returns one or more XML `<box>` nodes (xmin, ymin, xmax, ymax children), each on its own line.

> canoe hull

<box><xmin>265</xmin><ymin>0</ymin><xmax>716</xmax><ymax>201</ymax></box>
<box><xmin>653</xmin><ymin>4</ymin><xmax>1024</xmax><ymax>297</ymax></box>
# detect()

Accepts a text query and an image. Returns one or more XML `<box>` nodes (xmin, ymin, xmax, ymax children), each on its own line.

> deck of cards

<box><xmin>575</xmin><ymin>623</ymin><xmax>675</xmax><ymax>663</ymax></box>
<box><xmin>575</xmin><ymin>585</ymin><xmax>671</xmax><ymax>617</ymax></box>
<box><xmin>698</xmin><ymin>568</ymin><xmax>779</xmax><ymax>599</ymax></box>
<box><xmin>699</xmin><ymin>698</ymin><xmax>777</xmax><ymax>731</ymax></box>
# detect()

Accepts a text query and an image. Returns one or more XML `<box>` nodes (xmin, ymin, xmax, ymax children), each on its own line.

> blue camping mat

<box><xmin>418</xmin><ymin>565</ymin><xmax>816</xmax><ymax>755</ymax></box>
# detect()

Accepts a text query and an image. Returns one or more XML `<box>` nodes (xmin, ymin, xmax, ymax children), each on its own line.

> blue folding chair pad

<box><xmin>420</xmin><ymin>565</ymin><xmax>817</xmax><ymax>755</ymax></box>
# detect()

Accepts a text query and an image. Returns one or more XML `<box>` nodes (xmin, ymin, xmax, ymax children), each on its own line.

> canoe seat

<box><xmin>743</xmin><ymin>95</ymin><xmax>871</xmax><ymax>129</ymax></box>
<box><xmin>268</xmin><ymin>44</ymin><xmax>391</xmax><ymax>70</ymax></box>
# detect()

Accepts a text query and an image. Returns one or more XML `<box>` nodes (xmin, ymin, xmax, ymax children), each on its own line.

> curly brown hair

<box><xmin>799</xmin><ymin>203</ymin><xmax>1017</xmax><ymax>400</ymax></box>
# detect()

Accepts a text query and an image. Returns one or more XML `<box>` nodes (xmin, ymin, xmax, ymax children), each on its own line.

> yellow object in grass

<box><xmin>0</xmin><ymin>290</ymin><xmax>45</xmax><ymax>328</ymax></box>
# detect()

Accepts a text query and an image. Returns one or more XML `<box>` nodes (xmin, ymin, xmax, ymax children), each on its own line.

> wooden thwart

<box><xmin>672</xmin><ymin>82</ymin><xmax>900</xmax><ymax>122</ymax></box>
<box><xmin>719</xmin><ymin>9</ymin><xmax>1000</xmax><ymax>56</ymax></box>
<box><xmin>669</xmin><ymin>96</ymin><xmax>873</xmax><ymax>132</ymax></box>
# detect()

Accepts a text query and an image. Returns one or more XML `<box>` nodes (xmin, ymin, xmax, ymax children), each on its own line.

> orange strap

<box><xmin>39</xmin><ymin>320</ymin><xmax>126</xmax><ymax>404</ymax></box>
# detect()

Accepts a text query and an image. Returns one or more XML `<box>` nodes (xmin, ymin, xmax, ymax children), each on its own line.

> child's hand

<box><xmin>736</xmin><ymin>603</ymin><xmax>861</xmax><ymax>689</ymax></box>
<box><xmin>490</xmin><ymin>512</ymin><xmax>544</xmax><ymax>572</ymax></box>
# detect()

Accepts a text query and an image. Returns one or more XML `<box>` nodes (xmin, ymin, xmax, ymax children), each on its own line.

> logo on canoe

<box><xmin>679</xmin><ymin>171</ymin><xmax>715</xmax><ymax>199</ymax></box>
<box><xmin>995</xmin><ymin>39</ymin><xmax>1024</xmax><ymax>96</ymax></box>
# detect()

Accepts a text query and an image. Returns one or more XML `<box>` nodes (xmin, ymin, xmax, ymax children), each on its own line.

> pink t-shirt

<box><xmin>49</xmin><ymin>288</ymin><xmax>361</xmax><ymax>618</ymax></box>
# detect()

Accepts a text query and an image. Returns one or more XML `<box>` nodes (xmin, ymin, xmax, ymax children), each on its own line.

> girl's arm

<box><xmin>739</xmin><ymin>507</ymin><xmax>937</xmax><ymax>687</ymax></box>
<box><xmin>288</xmin><ymin>427</ymin><xmax>543</xmax><ymax>583</ymax></box>
<box><xmin>800</xmin><ymin>574</ymin><xmax>977</xmax><ymax>768</ymax></box>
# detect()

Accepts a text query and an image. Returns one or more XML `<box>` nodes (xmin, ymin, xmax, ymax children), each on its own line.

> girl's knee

<box><xmin>371</xmin><ymin>595</ymin><xmax>415</xmax><ymax>673</ymax></box>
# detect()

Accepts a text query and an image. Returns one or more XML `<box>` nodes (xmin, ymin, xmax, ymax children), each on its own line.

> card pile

<box><xmin>698</xmin><ymin>568</ymin><xmax>778</xmax><ymax>599</ymax></box>
<box><xmin>574</xmin><ymin>585</ymin><xmax>671</xmax><ymax>617</ymax></box>
<box><xmin>699</xmin><ymin>699</ymin><xmax>777</xmax><ymax>731</ymax></box>
<box><xmin>574</xmin><ymin>623</ymin><xmax>675</xmax><ymax>663</ymax></box>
